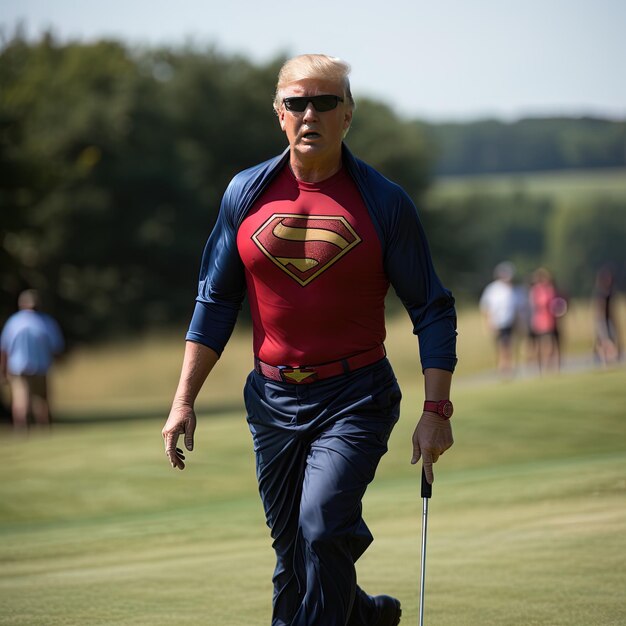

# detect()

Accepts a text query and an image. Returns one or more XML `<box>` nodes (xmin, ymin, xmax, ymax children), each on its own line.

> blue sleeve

<box><xmin>186</xmin><ymin>183</ymin><xmax>247</xmax><ymax>356</ymax></box>
<box><xmin>383</xmin><ymin>188</ymin><xmax>457</xmax><ymax>372</ymax></box>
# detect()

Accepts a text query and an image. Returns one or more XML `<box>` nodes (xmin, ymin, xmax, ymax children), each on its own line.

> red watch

<box><xmin>423</xmin><ymin>399</ymin><xmax>454</xmax><ymax>419</ymax></box>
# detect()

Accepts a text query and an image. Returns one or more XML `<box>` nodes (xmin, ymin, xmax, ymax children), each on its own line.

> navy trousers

<box><xmin>244</xmin><ymin>358</ymin><xmax>402</xmax><ymax>626</ymax></box>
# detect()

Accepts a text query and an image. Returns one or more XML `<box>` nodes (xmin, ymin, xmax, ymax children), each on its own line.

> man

<box><xmin>0</xmin><ymin>289</ymin><xmax>64</xmax><ymax>429</ymax></box>
<box><xmin>162</xmin><ymin>54</ymin><xmax>457</xmax><ymax>626</ymax></box>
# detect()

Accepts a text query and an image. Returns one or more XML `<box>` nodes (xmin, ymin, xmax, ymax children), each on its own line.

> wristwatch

<box><xmin>423</xmin><ymin>399</ymin><xmax>454</xmax><ymax>419</ymax></box>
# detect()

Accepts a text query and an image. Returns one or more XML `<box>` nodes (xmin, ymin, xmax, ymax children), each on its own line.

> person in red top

<box><xmin>528</xmin><ymin>268</ymin><xmax>565</xmax><ymax>372</ymax></box>
<box><xmin>162</xmin><ymin>54</ymin><xmax>457</xmax><ymax>626</ymax></box>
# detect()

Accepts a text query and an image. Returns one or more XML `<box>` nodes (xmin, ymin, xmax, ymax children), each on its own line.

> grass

<box><xmin>1</xmin><ymin>364</ymin><xmax>625</xmax><ymax>625</ymax></box>
<box><xmin>42</xmin><ymin>297</ymin><xmax>622</xmax><ymax>422</ymax></box>
<box><xmin>428</xmin><ymin>167</ymin><xmax>626</xmax><ymax>205</ymax></box>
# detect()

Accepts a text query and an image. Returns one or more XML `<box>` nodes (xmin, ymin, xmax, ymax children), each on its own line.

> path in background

<box><xmin>458</xmin><ymin>352</ymin><xmax>625</xmax><ymax>387</ymax></box>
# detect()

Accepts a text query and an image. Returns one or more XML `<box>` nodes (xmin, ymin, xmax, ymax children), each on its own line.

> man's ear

<box><xmin>278</xmin><ymin>107</ymin><xmax>286</xmax><ymax>131</ymax></box>
<box><xmin>343</xmin><ymin>108</ymin><xmax>353</xmax><ymax>131</ymax></box>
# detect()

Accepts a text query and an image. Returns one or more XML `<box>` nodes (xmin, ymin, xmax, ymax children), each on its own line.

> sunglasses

<box><xmin>282</xmin><ymin>95</ymin><xmax>344</xmax><ymax>113</ymax></box>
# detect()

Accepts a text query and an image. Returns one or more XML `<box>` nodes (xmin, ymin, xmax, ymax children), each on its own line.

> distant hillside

<box><xmin>429</xmin><ymin>167</ymin><xmax>626</xmax><ymax>205</ymax></box>
<box><xmin>417</xmin><ymin>117</ymin><xmax>626</xmax><ymax>176</ymax></box>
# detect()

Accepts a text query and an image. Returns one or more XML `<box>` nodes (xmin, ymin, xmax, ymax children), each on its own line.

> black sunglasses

<box><xmin>282</xmin><ymin>95</ymin><xmax>344</xmax><ymax>113</ymax></box>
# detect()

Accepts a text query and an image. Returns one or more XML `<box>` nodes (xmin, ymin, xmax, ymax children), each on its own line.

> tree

<box><xmin>547</xmin><ymin>199</ymin><xmax>626</xmax><ymax>297</ymax></box>
<box><xmin>1</xmin><ymin>37</ymin><xmax>435</xmax><ymax>345</ymax></box>
<box><xmin>422</xmin><ymin>192</ymin><xmax>554</xmax><ymax>300</ymax></box>
<box><xmin>348</xmin><ymin>98</ymin><xmax>432</xmax><ymax>200</ymax></box>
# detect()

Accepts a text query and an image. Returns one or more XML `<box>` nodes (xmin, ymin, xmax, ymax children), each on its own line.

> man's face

<box><xmin>277</xmin><ymin>78</ymin><xmax>353</xmax><ymax>162</ymax></box>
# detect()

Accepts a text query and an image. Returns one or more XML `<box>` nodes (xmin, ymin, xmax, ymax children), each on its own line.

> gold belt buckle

<box><xmin>280</xmin><ymin>366</ymin><xmax>318</xmax><ymax>384</ymax></box>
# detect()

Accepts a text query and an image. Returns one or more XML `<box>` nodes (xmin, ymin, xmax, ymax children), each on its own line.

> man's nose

<box><xmin>302</xmin><ymin>102</ymin><xmax>318</xmax><ymax>120</ymax></box>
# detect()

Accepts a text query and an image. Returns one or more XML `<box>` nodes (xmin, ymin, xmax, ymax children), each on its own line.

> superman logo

<box><xmin>251</xmin><ymin>214</ymin><xmax>362</xmax><ymax>286</ymax></box>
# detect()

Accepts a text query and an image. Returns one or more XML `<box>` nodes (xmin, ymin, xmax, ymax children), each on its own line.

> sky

<box><xmin>2</xmin><ymin>0</ymin><xmax>625</xmax><ymax>121</ymax></box>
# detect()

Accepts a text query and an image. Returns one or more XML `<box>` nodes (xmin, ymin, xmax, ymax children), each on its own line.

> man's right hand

<box><xmin>162</xmin><ymin>402</ymin><xmax>197</xmax><ymax>470</ymax></box>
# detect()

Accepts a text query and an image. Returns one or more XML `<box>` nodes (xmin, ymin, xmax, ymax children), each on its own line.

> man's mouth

<box><xmin>302</xmin><ymin>131</ymin><xmax>320</xmax><ymax>140</ymax></box>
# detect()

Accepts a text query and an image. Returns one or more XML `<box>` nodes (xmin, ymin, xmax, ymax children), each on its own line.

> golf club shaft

<box><xmin>419</xmin><ymin>468</ymin><xmax>432</xmax><ymax>626</ymax></box>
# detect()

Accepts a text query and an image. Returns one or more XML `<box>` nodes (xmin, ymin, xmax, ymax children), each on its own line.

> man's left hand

<box><xmin>411</xmin><ymin>412</ymin><xmax>454</xmax><ymax>484</ymax></box>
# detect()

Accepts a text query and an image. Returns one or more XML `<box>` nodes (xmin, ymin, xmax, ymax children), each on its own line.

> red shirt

<box><xmin>530</xmin><ymin>282</ymin><xmax>557</xmax><ymax>334</ymax></box>
<box><xmin>237</xmin><ymin>165</ymin><xmax>389</xmax><ymax>366</ymax></box>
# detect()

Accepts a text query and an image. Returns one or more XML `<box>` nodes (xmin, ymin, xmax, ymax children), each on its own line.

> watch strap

<box><xmin>423</xmin><ymin>399</ymin><xmax>453</xmax><ymax>419</ymax></box>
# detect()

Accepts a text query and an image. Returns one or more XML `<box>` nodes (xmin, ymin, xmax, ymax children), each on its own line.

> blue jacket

<box><xmin>187</xmin><ymin>144</ymin><xmax>457</xmax><ymax>372</ymax></box>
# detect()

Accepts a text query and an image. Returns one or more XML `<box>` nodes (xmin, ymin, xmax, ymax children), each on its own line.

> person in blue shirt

<box><xmin>0</xmin><ymin>290</ymin><xmax>64</xmax><ymax>429</ymax></box>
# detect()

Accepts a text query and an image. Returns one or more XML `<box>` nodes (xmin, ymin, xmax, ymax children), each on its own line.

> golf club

<box><xmin>419</xmin><ymin>467</ymin><xmax>432</xmax><ymax>626</ymax></box>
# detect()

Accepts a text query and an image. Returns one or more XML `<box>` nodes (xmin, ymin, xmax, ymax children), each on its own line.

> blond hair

<box><xmin>273</xmin><ymin>54</ymin><xmax>355</xmax><ymax>112</ymax></box>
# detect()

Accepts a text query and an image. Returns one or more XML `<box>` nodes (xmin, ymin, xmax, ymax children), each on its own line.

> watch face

<box><xmin>441</xmin><ymin>401</ymin><xmax>454</xmax><ymax>419</ymax></box>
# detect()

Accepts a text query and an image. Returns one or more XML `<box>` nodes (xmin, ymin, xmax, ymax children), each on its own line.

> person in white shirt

<box><xmin>479</xmin><ymin>262</ymin><xmax>523</xmax><ymax>375</ymax></box>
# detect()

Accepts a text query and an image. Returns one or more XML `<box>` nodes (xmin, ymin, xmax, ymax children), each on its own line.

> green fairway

<box><xmin>429</xmin><ymin>167</ymin><xmax>626</xmax><ymax>205</ymax></box>
<box><xmin>1</xmin><ymin>367</ymin><xmax>625</xmax><ymax>625</ymax></box>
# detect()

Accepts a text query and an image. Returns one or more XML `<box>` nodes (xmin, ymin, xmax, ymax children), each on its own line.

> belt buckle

<box><xmin>279</xmin><ymin>366</ymin><xmax>318</xmax><ymax>384</ymax></box>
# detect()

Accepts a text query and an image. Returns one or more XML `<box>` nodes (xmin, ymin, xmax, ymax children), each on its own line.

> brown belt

<box><xmin>254</xmin><ymin>345</ymin><xmax>386</xmax><ymax>385</ymax></box>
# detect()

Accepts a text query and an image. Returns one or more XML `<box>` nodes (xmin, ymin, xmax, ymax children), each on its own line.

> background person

<box><xmin>161</xmin><ymin>53</ymin><xmax>457</xmax><ymax>626</ymax></box>
<box><xmin>528</xmin><ymin>267</ymin><xmax>566</xmax><ymax>372</ymax></box>
<box><xmin>0</xmin><ymin>289</ymin><xmax>65</xmax><ymax>429</ymax></box>
<box><xmin>592</xmin><ymin>265</ymin><xmax>621</xmax><ymax>365</ymax></box>
<box><xmin>479</xmin><ymin>261</ymin><xmax>523</xmax><ymax>376</ymax></box>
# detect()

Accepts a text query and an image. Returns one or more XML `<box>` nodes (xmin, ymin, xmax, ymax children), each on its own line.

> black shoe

<box><xmin>372</xmin><ymin>595</ymin><xmax>402</xmax><ymax>626</ymax></box>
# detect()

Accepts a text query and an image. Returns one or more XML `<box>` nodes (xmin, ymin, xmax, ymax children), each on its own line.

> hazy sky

<box><xmin>3</xmin><ymin>0</ymin><xmax>625</xmax><ymax>121</ymax></box>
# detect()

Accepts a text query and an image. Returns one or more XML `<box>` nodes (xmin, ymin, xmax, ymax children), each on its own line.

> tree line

<box><xmin>420</xmin><ymin>117</ymin><xmax>626</xmax><ymax>175</ymax></box>
<box><xmin>1</xmin><ymin>34</ymin><xmax>624</xmax><ymax>346</ymax></box>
